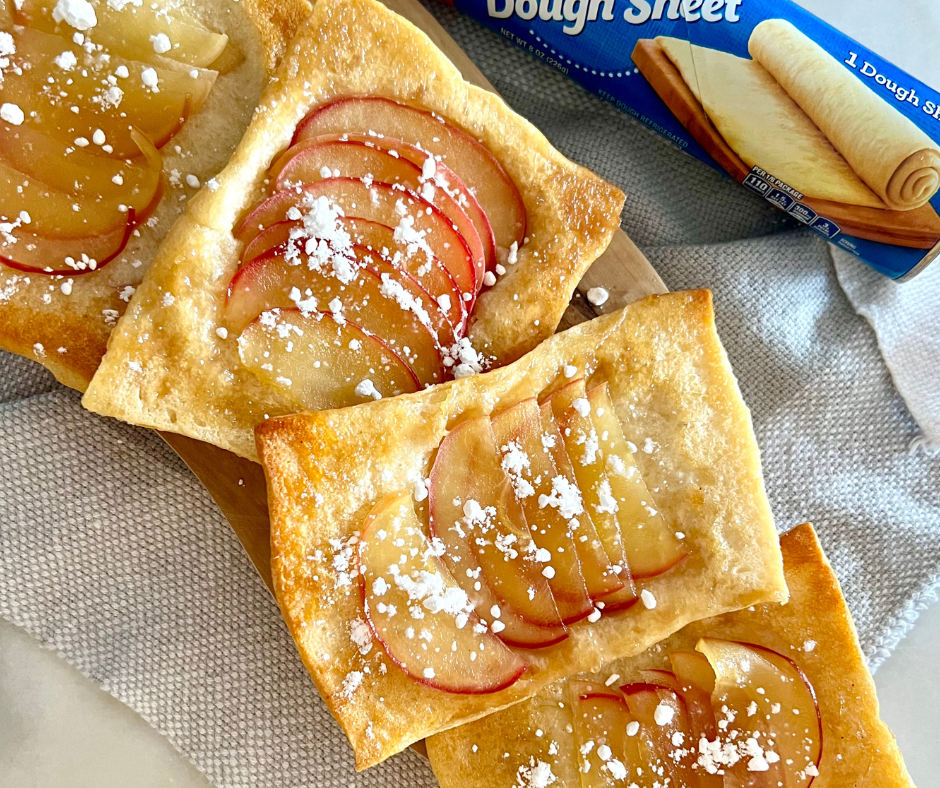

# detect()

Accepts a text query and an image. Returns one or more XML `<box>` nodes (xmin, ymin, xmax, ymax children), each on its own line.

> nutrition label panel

<box><xmin>743</xmin><ymin>169</ymin><xmax>842</xmax><ymax>240</ymax></box>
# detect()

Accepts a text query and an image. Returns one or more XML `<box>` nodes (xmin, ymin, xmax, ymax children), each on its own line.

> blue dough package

<box><xmin>449</xmin><ymin>0</ymin><xmax>940</xmax><ymax>279</ymax></box>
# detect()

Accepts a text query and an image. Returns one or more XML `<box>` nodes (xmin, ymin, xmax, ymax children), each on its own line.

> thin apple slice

<box><xmin>239</xmin><ymin>220</ymin><xmax>296</xmax><ymax>264</ymax></box>
<box><xmin>0</xmin><ymin>124</ymin><xmax>164</xmax><ymax>219</ymax></box>
<box><xmin>0</xmin><ymin>210</ymin><xmax>135</xmax><ymax>274</ymax></box>
<box><xmin>540</xmin><ymin>401</ymin><xmax>637</xmax><ymax>612</ymax></box>
<box><xmin>585</xmin><ymin>383</ymin><xmax>688</xmax><ymax>579</ymax></box>
<box><xmin>698</xmin><ymin>639</ymin><xmax>822</xmax><ymax>788</ymax></box>
<box><xmin>239</xmin><ymin>217</ymin><xmax>467</xmax><ymax>332</ymax></box>
<box><xmin>358</xmin><ymin>491</ymin><xmax>525</xmax><ymax>694</ymax></box>
<box><xmin>669</xmin><ymin>650</ymin><xmax>719</xmax><ymax>741</ymax></box>
<box><xmin>490</xmin><ymin>399</ymin><xmax>594</xmax><ymax>624</ymax></box>
<box><xmin>238</xmin><ymin>308</ymin><xmax>419</xmax><ymax>409</ymax></box>
<box><xmin>0</xmin><ymin>127</ymin><xmax>160</xmax><ymax>269</ymax></box>
<box><xmin>226</xmin><ymin>248</ymin><xmax>345</xmax><ymax>332</ymax></box>
<box><xmin>569</xmin><ymin>682</ymin><xmax>651</xmax><ymax>788</ymax></box>
<box><xmin>662</xmin><ymin>657</ymin><xmax>721</xmax><ymax>788</ymax></box>
<box><xmin>429</xmin><ymin>416</ymin><xmax>566</xmax><ymax>642</ymax></box>
<box><xmin>622</xmin><ymin>683</ymin><xmax>700</xmax><ymax>788</ymax></box>
<box><xmin>226</xmin><ymin>249</ymin><xmax>446</xmax><ymax>386</ymax></box>
<box><xmin>235</xmin><ymin>179</ymin><xmax>476</xmax><ymax>296</ymax></box>
<box><xmin>364</xmin><ymin>251</ymin><xmax>457</xmax><ymax>349</ymax></box>
<box><xmin>234</xmin><ymin>196</ymin><xmax>456</xmax><ymax>347</ymax></box>
<box><xmin>15</xmin><ymin>0</ymin><xmax>234</xmax><ymax>71</ymax></box>
<box><xmin>281</xmin><ymin>132</ymin><xmax>497</xmax><ymax>273</ymax></box>
<box><xmin>547</xmin><ymin>379</ymin><xmax>634</xmax><ymax>600</ymax></box>
<box><xmin>272</xmin><ymin>138</ymin><xmax>487</xmax><ymax>283</ymax></box>
<box><xmin>670</xmin><ymin>649</ymin><xmax>717</xmax><ymax>695</ymax></box>
<box><xmin>536</xmin><ymin>401</ymin><xmax>627</xmax><ymax>605</ymax></box>
<box><xmin>295</xmin><ymin>97</ymin><xmax>525</xmax><ymax>255</ymax></box>
<box><xmin>4</xmin><ymin>27</ymin><xmax>215</xmax><ymax>158</ymax></box>
<box><xmin>0</xmin><ymin>160</ymin><xmax>127</xmax><ymax>238</ymax></box>
<box><xmin>638</xmin><ymin>668</ymin><xmax>684</xmax><ymax>693</ymax></box>
<box><xmin>640</xmin><ymin>667</ymin><xmax>720</xmax><ymax>787</ymax></box>
<box><xmin>342</xmin><ymin>217</ymin><xmax>468</xmax><ymax>330</ymax></box>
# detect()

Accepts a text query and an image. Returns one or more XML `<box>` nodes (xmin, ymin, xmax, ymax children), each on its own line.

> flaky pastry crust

<box><xmin>427</xmin><ymin>524</ymin><xmax>916</xmax><ymax>788</ymax></box>
<box><xmin>81</xmin><ymin>0</ymin><xmax>625</xmax><ymax>460</ymax></box>
<box><xmin>0</xmin><ymin>0</ymin><xmax>312</xmax><ymax>390</ymax></box>
<box><xmin>256</xmin><ymin>291</ymin><xmax>787</xmax><ymax>769</ymax></box>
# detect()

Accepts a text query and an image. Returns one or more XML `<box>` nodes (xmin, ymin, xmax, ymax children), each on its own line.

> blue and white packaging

<box><xmin>449</xmin><ymin>0</ymin><xmax>940</xmax><ymax>279</ymax></box>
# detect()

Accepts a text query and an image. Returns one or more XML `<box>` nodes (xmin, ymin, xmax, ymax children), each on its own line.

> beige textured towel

<box><xmin>749</xmin><ymin>19</ymin><xmax>940</xmax><ymax>211</ymax></box>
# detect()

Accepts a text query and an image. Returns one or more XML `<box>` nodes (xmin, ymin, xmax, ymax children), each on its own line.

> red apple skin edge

<box><xmin>293</xmin><ymin>96</ymin><xmax>526</xmax><ymax>249</ymax></box>
<box><xmin>229</xmin><ymin>242</ymin><xmax>445</xmax><ymax>321</ymax></box>
<box><xmin>357</xmin><ymin>581</ymin><xmax>527</xmax><ymax>695</ymax></box>
<box><xmin>619</xmin><ymin>681</ymin><xmax>675</xmax><ymax>697</ymax></box>
<box><xmin>425</xmin><ymin>432</ymin><xmax>570</xmax><ymax>650</ymax></box>
<box><xmin>735</xmin><ymin>640</ymin><xmax>823</xmax><ymax>783</ymax></box>
<box><xmin>0</xmin><ymin>208</ymin><xmax>138</xmax><ymax>276</ymax></box>
<box><xmin>498</xmin><ymin>623</ymin><xmax>569</xmax><ymax>650</ymax></box>
<box><xmin>271</xmin><ymin>133</ymin><xmax>498</xmax><ymax>273</ymax></box>
<box><xmin>424</xmin><ymin>483</ymin><xmax>571</xmax><ymax>651</ymax></box>
<box><xmin>235</xmin><ymin>220</ymin><xmax>469</xmax><ymax>334</ymax></box>
<box><xmin>239</xmin><ymin>219</ymin><xmax>295</xmax><ymax>265</ymax></box>
<box><xmin>594</xmin><ymin>589</ymin><xmax>640</xmax><ymax>614</ymax></box>
<box><xmin>355</xmin><ymin>533</ymin><xmax>526</xmax><ymax>695</ymax></box>
<box><xmin>232</xmin><ymin>179</ymin><xmax>477</xmax><ymax>296</ymax></box>
<box><xmin>1</xmin><ymin>126</ymin><xmax>164</xmax><ymax>275</ymax></box>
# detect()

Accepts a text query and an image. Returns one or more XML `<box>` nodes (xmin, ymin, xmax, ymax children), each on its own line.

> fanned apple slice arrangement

<box><xmin>570</xmin><ymin>640</ymin><xmax>822</xmax><ymax>788</ymax></box>
<box><xmin>0</xmin><ymin>0</ymin><xmax>236</xmax><ymax>273</ymax></box>
<box><xmin>357</xmin><ymin>376</ymin><xmax>687</xmax><ymax>695</ymax></box>
<box><xmin>229</xmin><ymin>97</ymin><xmax>527</xmax><ymax>406</ymax></box>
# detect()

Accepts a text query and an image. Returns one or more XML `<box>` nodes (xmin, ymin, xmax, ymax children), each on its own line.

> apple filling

<box><xmin>0</xmin><ymin>0</ymin><xmax>236</xmax><ymax>273</ymax></box>
<box><xmin>230</xmin><ymin>97</ymin><xmax>527</xmax><ymax>406</ymax></box>
<box><xmin>571</xmin><ymin>641</ymin><xmax>822</xmax><ymax>788</ymax></box>
<box><xmin>354</xmin><ymin>375</ymin><xmax>688</xmax><ymax>693</ymax></box>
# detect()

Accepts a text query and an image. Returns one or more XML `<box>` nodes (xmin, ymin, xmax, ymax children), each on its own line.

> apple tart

<box><xmin>0</xmin><ymin>0</ymin><xmax>310</xmax><ymax>389</ymax></box>
<box><xmin>426</xmin><ymin>524</ymin><xmax>916</xmax><ymax>788</ymax></box>
<box><xmin>80</xmin><ymin>0</ymin><xmax>626</xmax><ymax>460</ymax></box>
<box><xmin>255</xmin><ymin>291</ymin><xmax>788</xmax><ymax>769</ymax></box>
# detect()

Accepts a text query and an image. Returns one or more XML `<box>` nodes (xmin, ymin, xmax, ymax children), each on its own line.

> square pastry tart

<box><xmin>255</xmin><ymin>290</ymin><xmax>788</xmax><ymax>769</ymax></box>
<box><xmin>426</xmin><ymin>524</ymin><xmax>916</xmax><ymax>788</ymax></box>
<box><xmin>81</xmin><ymin>0</ymin><xmax>626</xmax><ymax>460</ymax></box>
<box><xmin>0</xmin><ymin>0</ymin><xmax>310</xmax><ymax>389</ymax></box>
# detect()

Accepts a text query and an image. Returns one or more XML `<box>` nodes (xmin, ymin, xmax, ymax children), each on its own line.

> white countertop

<box><xmin>1</xmin><ymin>0</ymin><xmax>936</xmax><ymax>785</ymax></box>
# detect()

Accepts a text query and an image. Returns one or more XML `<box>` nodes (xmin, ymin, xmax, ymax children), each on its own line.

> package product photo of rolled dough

<box><xmin>749</xmin><ymin>19</ymin><xmax>940</xmax><ymax>211</ymax></box>
<box><xmin>660</xmin><ymin>19</ymin><xmax>940</xmax><ymax>212</ymax></box>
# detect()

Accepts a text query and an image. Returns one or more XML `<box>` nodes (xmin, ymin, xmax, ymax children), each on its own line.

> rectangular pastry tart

<box><xmin>426</xmin><ymin>523</ymin><xmax>916</xmax><ymax>788</ymax></box>
<box><xmin>0</xmin><ymin>0</ymin><xmax>309</xmax><ymax>389</ymax></box>
<box><xmin>255</xmin><ymin>290</ymin><xmax>788</xmax><ymax>769</ymax></box>
<box><xmin>81</xmin><ymin>0</ymin><xmax>626</xmax><ymax>460</ymax></box>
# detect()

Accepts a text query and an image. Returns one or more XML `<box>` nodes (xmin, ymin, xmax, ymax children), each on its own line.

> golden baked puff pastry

<box><xmin>255</xmin><ymin>291</ymin><xmax>787</xmax><ymax>769</ymax></box>
<box><xmin>80</xmin><ymin>0</ymin><xmax>626</xmax><ymax>460</ymax></box>
<box><xmin>427</xmin><ymin>523</ymin><xmax>916</xmax><ymax>788</ymax></box>
<box><xmin>0</xmin><ymin>0</ymin><xmax>311</xmax><ymax>390</ymax></box>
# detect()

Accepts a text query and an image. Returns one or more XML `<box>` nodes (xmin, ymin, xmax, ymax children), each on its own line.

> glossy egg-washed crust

<box><xmin>255</xmin><ymin>291</ymin><xmax>788</xmax><ymax>770</ymax></box>
<box><xmin>0</xmin><ymin>0</ymin><xmax>312</xmax><ymax>391</ymax></box>
<box><xmin>428</xmin><ymin>524</ymin><xmax>916</xmax><ymax>788</ymax></box>
<box><xmin>80</xmin><ymin>0</ymin><xmax>626</xmax><ymax>461</ymax></box>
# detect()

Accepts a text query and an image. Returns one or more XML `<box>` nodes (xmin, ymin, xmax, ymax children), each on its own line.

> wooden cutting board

<box><xmin>161</xmin><ymin>0</ymin><xmax>666</xmax><ymax>595</ymax></box>
<box><xmin>633</xmin><ymin>38</ymin><xmax>940</xmax><ymax>250</ymax></box>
